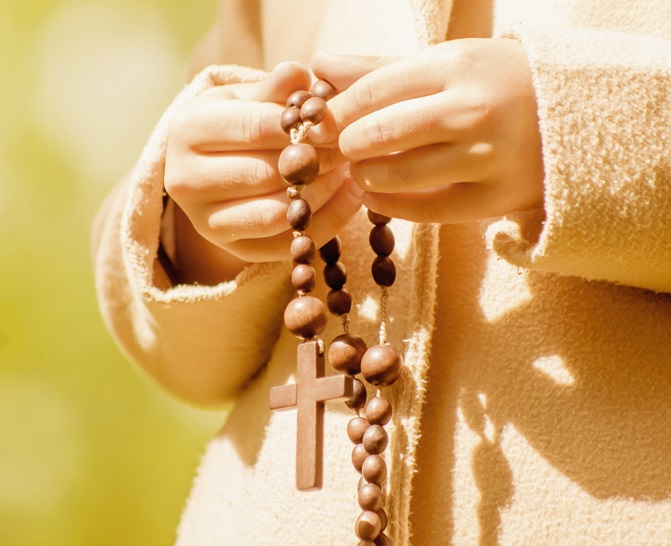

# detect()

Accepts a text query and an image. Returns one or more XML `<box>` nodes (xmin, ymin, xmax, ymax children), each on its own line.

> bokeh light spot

<box><xmin>32</xmin><ymin>2</ymin><xmax>184</xmax><ymax>180</ymax></box>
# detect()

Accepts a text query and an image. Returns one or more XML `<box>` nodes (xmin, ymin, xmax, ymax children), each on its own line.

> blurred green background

<box><xmin>0</xmin><ymin>1</ymin><xmax>224</xmax><ymax>544</ymax></box>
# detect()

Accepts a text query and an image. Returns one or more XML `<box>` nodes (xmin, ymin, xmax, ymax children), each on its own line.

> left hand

<box><xmin>311</xmin><ymin>39</ymin><xmax>545</xmax><ymax>224</ymax></box>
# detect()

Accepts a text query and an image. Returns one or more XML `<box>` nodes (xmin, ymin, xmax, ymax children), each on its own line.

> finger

<box><xmin>326</xmin><ymin>53</ymin><xmax>447</xmax><ymax>133</ymax></box>
<box><xmin>362</xmin><ymin>183</ymin><xmax>498</xmax><ymax>224</ymax></box>
<box><xmin>338</xmin><ymin>93</ymin><xmax>465</xmax><ymax>161</ymax></box>
<box><xmin>350</xmin><ymin>142</ymin><xmax>493</xmax><ymax>193</ymax></box>
<box><xmin>225</xmin><ymin>179</ymin><xmax>364</xmax><ymax>263</ymax></box>
<box><xmin>307</xmin><ymin>110</ymin><xmax>341</xmax><ymax>146</ymax></box>
<box><xmin>256</xmin><ymin>61</ymin><xmax>312</xmax><ymax>103</ymax></box>
<box><xmin>218</xmin><ymin>62</ymin><xmax>312</xmax><ymax>103</ymax></box>
<box><xmin>203</xmin><ymin>165</ymin><xmax>354</xmax><ymax>244</ymax></box>
<box><xmin>167</xmin><ymin>148</ymin><xmax>346</xmax><ymax>203</ymax></box>
<box><xmin>310</xmin><ymin>54</ymin><xmax>445</xmax><ymax>145</ymax></box>
<box><xmin>310</xmin><ymin>52</ymin><xmax>398</xmax><ymax>92</ymax></box>
<box><xmin>175</xmin><ymin>98</ymin><xmax>288</xmax><ymax>151</ymax></box>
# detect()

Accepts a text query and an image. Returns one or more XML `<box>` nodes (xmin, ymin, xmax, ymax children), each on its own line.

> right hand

<box><xmin>164</xmin><ymin>62</ymin><xmax>363</xmax><ymax>281</ymax></box>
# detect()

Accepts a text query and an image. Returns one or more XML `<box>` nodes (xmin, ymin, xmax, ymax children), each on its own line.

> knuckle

<box><xmin>418</xmin><ymin>198</ymin><xmax>445</xmax><ymax>223</ymax></box>
<box><xmin>169</xmin><ymin>102</ymin><xmax>192</xmax><ymax>135</ymax></box>
<box><xmin>425</xmin><ymin>205</ymin><xmax>445</xmax><ymax>224</ymax></box>
<box><xmin>168</xmin><ymin>100</ymin><xmax>202</xmax><ymax>149</ymax></box>
<box><xmin>467</xmin><ymin>96</ymin><xmax>496</xmax><ymax>129</ymax></box>
<box><xmin>163</xmin><ymin>165</ymin><xmax>189</xmax><ymax>201</ymax></box>
<box><xmin>363</xmin><ymin>117</ymin><xmax>388</xmax><ymax>148</ymax></box>
<box><xmin>252</xmin><ymin>158</ymin><xmax>275</xmax><ymax>186</ymax></box>
<box><xmin>257</xmin><ymin>201</ymin><xmax>283</xmax><ymax>232</ymax></box>
<box><xmin>386</xmin><ymin>158</ymin><xmax>414</xmax><ymax>185</ymax></box>
<box><xmin>241</xmin><ymin>108</ymin><xmax>262</xmax><ymax>143</ymax></box>
<box><xmin>205</xmin><ymin>212</ymin><xmax>236</xmax><ymax>247</ymax></box>
<box><xmin>445</xmin><ymin>90</ymin><xmax>496</xmax><ymax>136</ymax></box>
<box><xmin>353</xmin><ymin>77</ymin><xmax>376</xmax><ymax>112</ymax></box>
<box><xmin>352</xmin><ymin>160</ymin><xmax>401</xmax><ymax>192</ymax></box>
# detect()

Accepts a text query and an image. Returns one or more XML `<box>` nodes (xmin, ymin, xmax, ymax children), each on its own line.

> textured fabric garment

<box><xmin>92</xmin><ymin>0</ymin><xmax>671</xmax><ymax>544</ymax></box>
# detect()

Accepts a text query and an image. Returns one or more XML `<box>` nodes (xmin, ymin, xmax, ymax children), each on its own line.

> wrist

<box><xmin>165</xmin><ymin>199</ymin><xmax>251</xmax><ymax>285</ymax></box>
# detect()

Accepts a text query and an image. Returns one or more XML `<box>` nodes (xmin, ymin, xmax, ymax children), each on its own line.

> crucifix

<box><xmin>270</xmin><ymin>340</ymin><xmax>354</xmax><ymax>490</ymax></box>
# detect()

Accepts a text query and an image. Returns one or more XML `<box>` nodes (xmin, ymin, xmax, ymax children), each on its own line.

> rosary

<box><xmin>269</xmin><ymin>80</ymin><xmax>403</xmax><ymax>546</ymax></box>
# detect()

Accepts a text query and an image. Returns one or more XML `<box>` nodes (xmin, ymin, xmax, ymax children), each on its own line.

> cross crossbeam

<box><xmin>270</xmin><ymin>340</ymin><xmax>354</xmax><ymax>490</ymax></box>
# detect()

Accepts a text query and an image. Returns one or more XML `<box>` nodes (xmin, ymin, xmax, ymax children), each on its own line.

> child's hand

<box><xmin>311</xmin><ymin>39</ymin><xmax>544</xmax><ymax>224</ymax></box>
<box><xmin>164</xmin><ymin>62</ymin><xmax>362</xmax><ymax>278</ymax></box>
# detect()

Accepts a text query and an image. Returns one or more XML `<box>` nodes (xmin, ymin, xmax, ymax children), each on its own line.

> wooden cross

<box><xmin>270</xmin><ymin>340</ymin><xmax>354</xmax><ymax>490</ymax></box>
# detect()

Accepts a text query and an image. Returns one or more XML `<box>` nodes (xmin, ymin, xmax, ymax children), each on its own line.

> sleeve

<box><xmin>486</xmin><ymin>25</ymin><xmax>671</xmax><ymax>294</ymax></box>
<box><xmin>92</xmin><ymin>64</ymin><xmax>293</xmax><ymax>407</ymax></box>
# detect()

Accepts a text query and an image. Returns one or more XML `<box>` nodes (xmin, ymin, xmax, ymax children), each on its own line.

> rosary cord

<box><xmin>290</xmin><ymin>121</ymin><xmax>313</xmax><ymax>145</ymax></box>
<box><xmin>341</xmin><ymin>314</ymin><xmax>350</xmax><ymax>334</ymax></box>
<box><xmin>379</xmin><ymin>286</ymin><xmax>389</xmax><ymax>345</ymax></box>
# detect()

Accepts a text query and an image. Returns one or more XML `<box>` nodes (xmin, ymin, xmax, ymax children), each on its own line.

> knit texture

<box><xmin>92</xmin><ymin>0</ymin><xmax>671</xmax><ymax>544</ymax></box>
<box><xmin>490</xmin><ymin>25</ymin><xmax>671</xmax><ymax>294</ymax></box>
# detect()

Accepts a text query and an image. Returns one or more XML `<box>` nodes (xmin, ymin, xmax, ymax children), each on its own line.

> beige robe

<box><xmin>93</xmin><ymin>0</ymin><xmax>671</xmax><ymax>543</ymax></box>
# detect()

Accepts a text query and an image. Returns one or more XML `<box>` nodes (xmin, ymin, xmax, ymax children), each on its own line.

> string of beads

<box><xmin>278</xmin><ymin>79</ymin><xmax>403</xmax><ymax>546</ymax></box>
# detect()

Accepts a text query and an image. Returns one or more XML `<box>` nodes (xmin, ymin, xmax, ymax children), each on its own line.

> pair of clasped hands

<box><xmin>165</xmin><ymin>39</ymin><xmax>545</xmax><ymax>281</ymax></box>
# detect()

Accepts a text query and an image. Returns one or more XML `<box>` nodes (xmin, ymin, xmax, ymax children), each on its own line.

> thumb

<box><xmin>233</xmin><ymin>61</ymin><xmax>312</xmax><ymax>103</ymax></box>
<box><xmin>311</xmin><ymin>51</ymin><xmax>399</xmax><ymax>92</ymax></box>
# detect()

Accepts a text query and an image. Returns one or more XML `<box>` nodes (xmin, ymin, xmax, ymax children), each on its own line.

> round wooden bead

<box><xmin>371</xmin><ymin>256</ymin><xmax>396</xmax><ymax>287</ymax></box>
<box><xmin>311</xmin><ymin>79</ymin><xmax>337</xmax><ymax>101</ymax></box>
<box><xmin>283</xmin><ymin>296</ymin><xmax>327</xmax><ymax>338</ymax></box>
<box><xmin>355</xmin><ymin>511</ymin><xmax>382</xmax><ymax>541</ymax></box>
<box><xmin>287</xmin><ymin>198</ymin><xmax>312</xmax><ymax>231</ymax></box>
<box><xmin>367</xmin><ymin>209</ymin><xmax>391</xmax><ymax>225</ymax></box>
<box><xmin>357</xmin><ymin>537</ymin><xmax>390</xmax><ymax>546</ymax></box>
<box><xmin>359</xmin><ymin>483</ymin><xmax>384</xmax><ymax>511</ymax></box>
<box><xmin>358</xmin><ymin>475</ymin><xmax>368</xmax><ymax>491</ymax></box>
<box><xmin>318</xmin><ymin>236</ymin><xmax>341</xmax><ymax>264</ymax></box>
<box><xmin>291</xmin><ymin>264</ymin><xmax>316</xmax><ymax>293</ymax></box>
<box><xmin>329</xmin><ymin>333</ymin><xmax>367</xmax><ymax>375</ymax></box>
<box><xmin>324</xmin><ymin>261</ymin><xmax>347</xmax><ymax>290</ymax></box>
<box><xmin>300</xmin><ymin>96</ymin><xmax>327</xmax><ymax>124</ymax></box>
<box><xmin>326</xmin><ymin>288</ymin><xmax>352</xmax><ymax>316</ymax></box>
<box><xmin>363</xmin><ymin>425</ymin><xmax>389</xmax><ymax>455</ymax></box>
<box><xmin>369</xmin><ymin>225</ymin><xmax>395</xmax><ymax>257</ymax></box>
<box><xmin>352</xmin><ymin>443</ymin><xmax>369</xmax><ymax>473</ymax></box>
<box><xmin>347</xmin><ymin>416</ymin><xmax>369</xmax><ymax>444</ymax></box>
<box><xmin>365</xmin><ymin>396</ymin><xmax>392</xmax><ymax>426</ymax></box>
<box><xmin>362</xmin><ymin>454</ymin><xmax>387</xmax><ymax>485</ymax></box>
<box><xmin>375</xmin><ymin>532</ymin><xmax>392</xmax><ymax>546</ymax></box>
<box><xmin>286</xmin><ymin>89</ymin><xmax>311</xmax><ymax>108</ymax></box>
<box><xmin>286</xmin><ymin>185</ymin><xmax>303</xmax><ymax>200</ymax></box>
<box><xmin>345</xmin><ymin>378</ymin><xmax>368</xmax><ymax>411</ymax></box>
<box><xmin>361</xmin><ymin>345</ymin><xmax>403</xmax><ymax>386</ymax></box>
<box><xmin>290</xmin><ymin>235</ymin><xmax>316</xmax><ymax>264</ymax></box>
<box><xmin>377</xmin><ymin>509</ymin><xmax>388</xmax><ymax>533</ymax></box>
<box><xmin>278</xmin><ymin>143</ymin><xmax>320</xmax><ymax>185</ymax></box>
<box><xmin>280</xmin><ymin>106</ymin><xmax>301</xmax><ymax>134</ymax></box>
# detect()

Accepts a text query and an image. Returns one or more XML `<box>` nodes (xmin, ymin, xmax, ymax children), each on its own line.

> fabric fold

<box><xmin>489</xmin><ymin>26</ymin><xmax>671</xmax><ymax>294</ymax></box>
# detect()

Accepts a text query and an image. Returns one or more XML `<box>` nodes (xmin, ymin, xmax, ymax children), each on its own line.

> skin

<box><xmin>310</xmin><ymin>38</ymin><xmax>545</xmax><ymax>224</ymax></box>
<box><xmin>164</xmin><ymin>62</ymin><xmax>363</xmax><ymax>284</ymax></box>
<box><xmin>164</xmin><ymin>38</ymin><xmax>544</xmax><ymax>284</ymax></box>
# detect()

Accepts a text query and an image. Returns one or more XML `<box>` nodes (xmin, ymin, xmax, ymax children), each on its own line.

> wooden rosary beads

<box><xmin>269</xmin><ymin>80</ymin><xmax>353</xmax><ymax>491</ymax></box>
<box><xmin>269</xmin><ymin>80</ymin><xmax>403</xmax><ymax>546</ymax></box>
<box><xmin>342</xmin><ymin>211</ymin><xmax>402</xmax><ymax>546</ymax></box>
